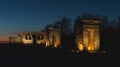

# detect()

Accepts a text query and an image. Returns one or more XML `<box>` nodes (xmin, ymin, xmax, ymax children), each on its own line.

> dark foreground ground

<box><xmin>0</xmin><ymin>43</ymin><xmax>118</xmax><ymax>67</ymax></box>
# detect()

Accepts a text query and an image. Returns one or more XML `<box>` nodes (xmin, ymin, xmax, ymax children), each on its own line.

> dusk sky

<box><xmin>0</xmin><ymin>0</ymin><xmax>120</xmax><ymax>41</ymax></box>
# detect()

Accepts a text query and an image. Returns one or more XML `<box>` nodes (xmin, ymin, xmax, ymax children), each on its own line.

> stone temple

<box><xmin>74</xmin><ymin>19</ymin><xmax>100</xmax><ymax>51</ymax></box>
<box><xmin>9</xmin><ymin>19</ymin><xmax>100</xmax><ymax>50</ymax></box>
<box><xmin>9</xmin><ymin>28</ymin><xmax>61</xmax><ymax>48</ymax></box>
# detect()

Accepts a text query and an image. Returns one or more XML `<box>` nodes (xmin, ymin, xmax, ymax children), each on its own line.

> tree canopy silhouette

<box><xmin>42</xmin><ymin>14</ymin><xmax>119</xmax><ymax>52</ymax></box>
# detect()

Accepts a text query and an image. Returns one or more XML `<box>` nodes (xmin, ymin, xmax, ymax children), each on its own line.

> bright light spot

<box><xmin>71</xmin><ymin>50</ymin><xmax>74</xmax><ymax>52</ymax></box>
<box><xmin>78</xmin><ymin>44</ymin><xmax>84</xmax><ymax>51</ymax></box>
<box><xmin>45</xmin><ymin>41</ymin><xmax>50</xmax><ymax>47</ymax></box>
<box><xmin>54</xmin><ymin>42</ymin><xmax>58</xmax><ymax>48</ymax></box>
<box><xmin>102</xmin><ymin>51</ymin><xmax>106</xmax><ymax>53</ymax></box>
<box><xmin>76</xmin><ymin>50</ymin><xmax>80</xmax><ymax>52</ymax></box>
<box><xmin>89</xmin><ymin>51</ymin><xmax>96</xmax><ymax>53</ymax></box>
<box><xmin>87</xmin><ymin>46</ymin><xmax>94</xmax><ymax>52</ymax></box>
<box><xmin>87</xmin><ymin>30</ymin><xmax>94</xmax><ymax>52</ymax></box>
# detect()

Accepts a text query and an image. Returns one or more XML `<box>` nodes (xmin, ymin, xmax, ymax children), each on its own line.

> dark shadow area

<box><xmin>0</xmin><ymin>43</ymin><xmax>114</xmax><ymax>67</ymax></box>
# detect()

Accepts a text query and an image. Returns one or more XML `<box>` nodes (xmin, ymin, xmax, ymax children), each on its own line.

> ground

<box><xmin>0</xmin><ymin>43</ymin><xmax>117</xmax><ymax>67</ymax></box>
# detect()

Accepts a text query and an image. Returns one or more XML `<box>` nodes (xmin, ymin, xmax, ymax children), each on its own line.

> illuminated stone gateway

<box><xmin>9</xmin><ymin>28</ymin><xmax>61</xmax><ymax>48</ymax></box>
<box><xmin>75</xmin><ymin>20</ymin><xmax>100</xmax><ymax>52</ymax></box>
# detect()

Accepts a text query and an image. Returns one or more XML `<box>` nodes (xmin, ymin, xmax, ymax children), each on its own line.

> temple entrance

<box><xmin>87</xmin><ymin>30</ymin><xmax>94</xmax><ymax>51</ymax></box>
<box><xmin>52</xmin><ymin>35</ymin><xmax>55</xmax><ymax>46</ymax></box>
<box><xmin>52</xmin><ymin>35</ymin><xmax>57</xmax><ymax>47</ymax></box>
<box><xmin>32</xmin><ymin>35</ymin><xmax>37</xmax><ymax>44</ymax></box>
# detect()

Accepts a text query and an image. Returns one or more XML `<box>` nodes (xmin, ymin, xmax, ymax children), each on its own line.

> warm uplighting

<box><xmin>75</xmin><ymin>19</ymin><xmax>100</xmax><ymax>52</ymax></box>
<box><xmin>78</xmin><ymin>44</ymin><xmax>84</xmax><ymax>51</ymax></box>
<box><xmin>87</xmin><ymin>30</ymin><xmax>94</xmax><ymax>52</ymax></box>
<box><xmin>10</xmin><ymin>28</ymin><xmax>61</xmax><ymax>47</ymax></box>
<box><xmin>45</xmin><ymin>41</ymin><xmax>50</xmax><ymax>47</ymax></box>
<box><xmin>54</xmin><ymin>42</ymin><xmax>58</xmax><ymax>48</ymax></box>
<box><xmin>22</xmin><ymin>35</ymin><xmax>33</xmax><ymax>44</ymax></box>
<box><xmin>87</xmin><ymin>45</ymin><xmax>94</xmax><ymax>52</ymax></box>
<box><xmin>22</xmin><ymin>39</ymin><xmax>33</xmax><ymax>44</ymax></box>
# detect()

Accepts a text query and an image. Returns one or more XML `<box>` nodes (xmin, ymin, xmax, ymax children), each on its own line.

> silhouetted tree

<box><xmin>53</xmin><ymin>17</ymin><xmax>74</xmax><ymax>49</ymax></box>
<box><xmin>116</xmin><ymin>17</ymin><xmax>120</xmax><ymax>31</ymax></box>
<box><xmin>42</xmin><ymin>14</ymin><xmax>119</xmax><ymax>52</ymax></box>
<box><xmin>95</xmin><ymin>14</ymin><xmax>100</xmax><ymax>20</ymax></box>
<box><xmin>81</xmin><ymin>13</ymin><xmax>95</xmax><ymax>20</ymax></box>
<box><xmin>42</xmin><ymin>17</ymin><xmax>74</xmax><ymax>49</ymax></box>
<box><xmin>43</xmin><ymin>17</ymin><xmax>72</xmax><ymax>35</ymax></box>
<box><xmin>110</xmin><ymin>20</ymin><xmax>117</xmax><ymax>28</ymax></box>
<box><xmin>100</xmin><ymin>15</ymin><xmax>109</xmax><ymax>33</ymax></box>
<box><xmin>54</xmin><ymin>17</ymin><xmax>72</xmax><ymax>35</ymax></box>
<box><xmin>43</xmin><ymin>24</ymin><xmax>54</xmax><ymax>31</ymax></box>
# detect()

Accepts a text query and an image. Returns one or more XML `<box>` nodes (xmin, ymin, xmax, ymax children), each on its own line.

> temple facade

<box><xmin>9</xmin><ymin>28</ymin><xmax>61</xmax><ymax>48</ymax></box>
<box><xmin>74</xmin><ymin>19</ymin><xmax>100</xmax><ymax>51</ymax></box>
<box><xmin>9</xmin><ymin>19</ymin><xmax>100</xmax><ymax>50</ymax></box>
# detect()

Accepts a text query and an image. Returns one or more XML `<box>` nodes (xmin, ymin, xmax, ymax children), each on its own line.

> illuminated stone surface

<box><xmin>9</xmin><ymin>36</ymin><xmax>22</xmax><ymax>43</ymax></box>
<box><xmin>47</xmin><ymin>28</ymin><xmax>61</xmax><ymax>48</ymax></box>
<box><xmin>75</xmin><ymin>20</ymin><xmax>100</xmax><ymax>51</ymax></box>
<box><xmin>9</xmin><ymin>28</ymin><xmax>61</xmax><ymax>48</ymax></box>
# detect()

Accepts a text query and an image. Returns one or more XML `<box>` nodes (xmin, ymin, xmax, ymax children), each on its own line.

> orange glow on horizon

<box><xmin>0</xmin><ymin>41</ymin><xmax>9</xmax><ymax>43</ymax></box>
<box><xmin>0</xmin><ymin>37</ymin><xmax>9</xmax><ymax>43</ymax></box>
<box><xmin>0</xmin><ymin>34</ymin><xmax>16</xmax><ymax>43</ymax></box>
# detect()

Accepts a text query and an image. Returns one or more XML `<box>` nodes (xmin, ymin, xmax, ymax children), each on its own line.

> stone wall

<box><xmin>75</xmin><ymin>20</ymin><xmax>100</xmax><ymax>51</ymax></box>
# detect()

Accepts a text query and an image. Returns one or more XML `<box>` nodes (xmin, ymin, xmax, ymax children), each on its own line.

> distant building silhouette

<box><xmin>9</xmin><ymin>28</ymin><xmax>61</xmax><ymax>48</ymax></box>
<box><xmin>9</xmin><ymin>36</ymin><xmax>22</xmax><ymax>43</ymax></box>
<box><xmin>74</xmin><ymin>19</ymin><xmax>100</xmax><ymax>52</ymax></box>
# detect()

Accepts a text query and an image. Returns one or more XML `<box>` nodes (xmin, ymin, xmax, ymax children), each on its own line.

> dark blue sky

<box><xmin>0</xmin><ymin>0</ymin><xmax>120</xmax><ymax>41</ymax></box>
